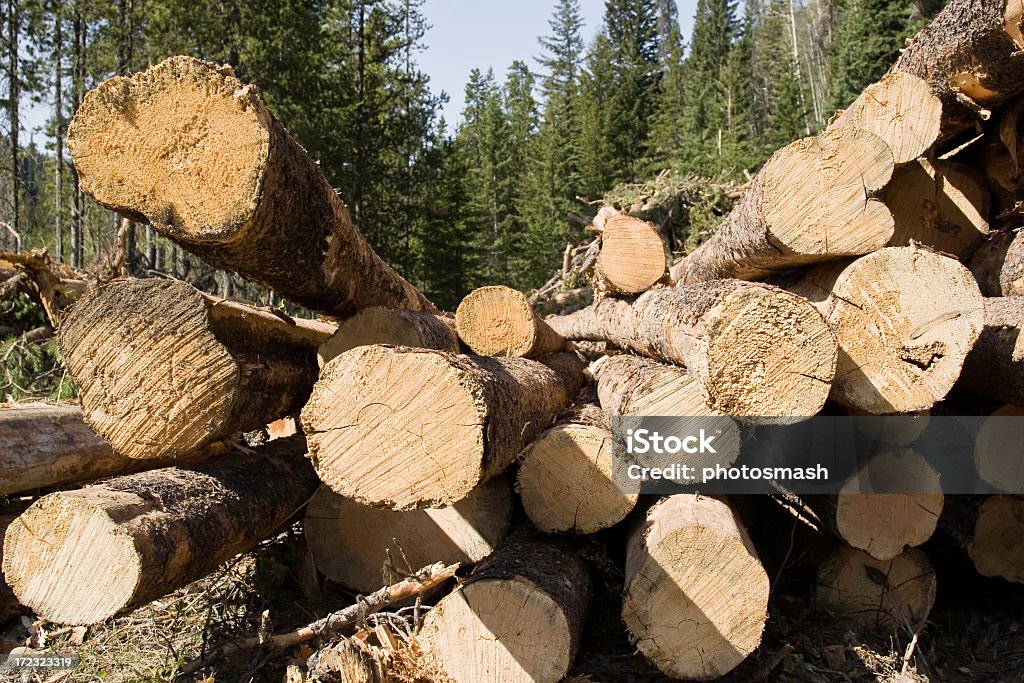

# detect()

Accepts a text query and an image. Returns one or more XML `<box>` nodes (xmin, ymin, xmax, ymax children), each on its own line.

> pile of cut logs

<box><xmin>4</xmin><ymin>0</ymin><xmax>1024</xmax><ymax>680</ymax></box>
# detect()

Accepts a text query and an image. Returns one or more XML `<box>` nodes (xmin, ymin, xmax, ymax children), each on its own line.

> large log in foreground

<box><xmin>623</xmin><ymin>495</ymin><xmax>770</xmax><ymax>680</ymax></box>
<box><xmin>302</xmin><ymin>345</ymin><xmax>585</xmax><ymax>509</ymax></box>
<box><xmin>455</xmin><ymin>285</ymin><xmax>567</xmax><ymax>357</ymax></box>
<box><xmin>547</xmin><ymin>281</ymin><xmax>837</xmax><ymax>418</ymax></box>
<box><xmin>317</xmin><ymin>306</ymin><xmax>458</xmax><ymax>367</ymax></box>
<box><xmin>787</xmin><ymin>247</ymin><xmax>984</xmax><ymax>413</ymax></box>
<box><xmin>959</xmin><ymin>296</ymin><xmax>1024</xmax><ymax>405</ymax></box>
<box><xmin>2</xmin><ymin>437</ymin><xmax>319</xmax><ymax>625</ymax></box>
<box><xmin>66</xmin><ymin>56</ymin><xmax>435</xmax><ymax>317</ymax></box>
<box><xmin>59</xmin><ymin>279</ymin><xmax>333</xmax><ymax>459</ymax></box>
<box><xmin>675</xmin><ymin>128</ymin><xmax>894</xmax><ymax>284</ymax></box>
<box><xmin>419</xmin><ymin>533</ymin><xmax>592</xmax><ymax>683</ymax></box>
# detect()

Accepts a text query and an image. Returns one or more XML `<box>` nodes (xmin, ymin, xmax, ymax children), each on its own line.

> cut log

<box><xmin>454</xmin><ymin>285</ymin><xmax>567</xmax><ymax>357</ymax></box>
<box><xmin>623</xmin><ymin>495</ymin><xmax>769</xmax><ymax>680</ymax></box>
<box><xmin>547</xmin><ymin>281</ymin><xmax>837</xmax><ymax>418</ymax></box>
<box><xmin>829</xmin><ymin>72</ymin><xmax>943</xmax><ymax>165</ymax></box>
<box><xmin>816</xmin><ymin>546</ymin><xmax>937</xmax><ymax>630</ymax></box>
<box><xmin>419</xmin><ymin>533</ymin><xmax>591</xmax><ymax>683</ymax></box>
<box><xmin>884</xmin><ymin>158</ymin><xmax>991</xmax><ymax>257</ymax></box>
<box><xmin>1</xmin><ymin>501</ymin><xmax>30</xmax><ymax>625</ymax></box>
<box><xmin>889</xmin><ymin>0</ymin><xmax>1024</xmax><ymax>145</ymax></box>
<box><xmin>2</xmin><ymin>437</ymin><xmax>319</xmax><ymax>625</ymax></box>
<box><xmin>66</xmin><ymin>56</ymin><xmax>434</xmax><ymax>317</ymax></box>
<box><xmin>58</xmin><ymin>278</ymin><xmax>333</xmax><ymax>460</ymax></box>
<box><xmin>942</xmin><ymin>495</ymin><xmax>1024</xmax><ymax>582</ymax></box>
<box><xmin>317</xmin><ymin>307</ymin><xmax>458</xmax><ymax>367</ymax></box>
<box><xmin>303</xmin><ymin>476</ymin><xmax>512</xmax><ymax>593</ymax></box>
<box><xmin>849</xmin><ymin>408</ymin><xmax>930</xmax><ymax>447</ymax></box>
<box><xmin>786</xmin><ymin>246</ymin><xmax>984</xmax><ymax>413</ymax></box>
<box><xmin>960</xmin><ymin>296</ymin><xmax>1024</xmax><ymax>405</ymax></box>
<box><xmin>970</xmin><ymin>230</ymin><xmax>1024</xmax><ymax>296</ymax></box>
<box><xmin>974</xmin><ymin>404</ymin><xmax>1024</xmax><ymax>492</ymax></box>
<box><xmin>301</xmin><ymin>345</ymin><xmax>585</xmax><ymax>509</ymax></box>
<box><xmin>590</xmin><ymin>215</ymin><xmax>666</xmax><ymax>295</ymax></box>
<box><xmin>804</xmin><ymin>448</ymin><xmax>944</xmax><ymax>561</ymax></box>
<box><xmin>676</xmin><ymin>128</ymin><xmax>894</xmax><ymax>284</ymax></box>
<box><xmin>516</xmin><ymin>404</ymin><xmax>637</xmax><ymax>534</ymax></box>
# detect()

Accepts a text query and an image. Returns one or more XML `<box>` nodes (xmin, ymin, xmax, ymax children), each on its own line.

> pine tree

<box><xmin>827</xmin><ymin>0</ymin><xmax>911</xmax><ymax>110</ymax></box>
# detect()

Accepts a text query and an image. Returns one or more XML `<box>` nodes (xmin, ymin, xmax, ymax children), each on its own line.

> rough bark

<box><xmin>455</xmin><ymin>285</ymin><xmax>567</xmax><ymax>357</ymax></box>
<box><xmin>622</xmin><ymin>495</ymin><xmax>770</xmax><ymax>680</ymax></box>
<box><xmin>969</xmin><ymin>229</ymin><xmax>1024</xmax><ymax>296</ymax></box>
<box><xmin>590</xmin><ymin>215</ymin><xmax>667</xmax><ymax>295</ymax></box>
<box><xmin>677</xmin><ymin>128</ymin><xmax>894</xmax><ymax>283</ymax></box>
<box><xmin>317</xmin><ymin>307</ymin><xmax>458</xmax><ymax>367</ymax></box>
<box><xmin>785</xmin><ymin>247</ymin><xmax>984</xmax><ymax>413</ymax></box>
<box><xmin>941</xmin><ymin>494</ymin><xmax>1024</xmax><ymax>582</ymax></box>
<box><xmin>890</xmin><ymin>0</ymin><xmax>1024</xmax><ymax>146</ymax></box>
<box><xmin>2</xmin><ymin>437</ymin><xmax>319</xmax><ymax>625</ymax></box>
<box><xmin>959</xmin><ymin>296</ymin><xmax>1024</xmax><ymax>405</ymax></box>
<box><xmin>66</xmin><ymin>56</ymin><xmax>435</xmax><ymax>317</ymax></box>
<box><xmin>419</xmin><ymin>532</ymin><xmax>592</xmax><ymax>683</ymax></box>
<box><xmin>303</xmin><ymin>476</ymin><xmax>512</xmax><ymax>593</ymax></box>
<box><xmin>301</xmin><ymin>345</ymin><xmax>585</xmax><ymax>509</ymax></box>
<box><xmin>547</xmin><ymin>281</ymin><xmax>837</xmax><ymax>418</ymax></box>
<box><xmin>516</xmin><ymin>404</ymin><xmax>637</xmax><ymax>534</ymax></box>
<box><xmin>58</xmin><ymin>278</ymin><xmax>334</xmax><ymax>460</ymax></box>
<box><xmin>816</xmin><ymin>546</ymin><xmax>936</xmax><ymax>631</ymax></box>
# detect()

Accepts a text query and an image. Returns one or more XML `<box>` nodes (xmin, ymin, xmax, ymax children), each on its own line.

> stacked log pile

<box><xmin>5</xmin><ymin>2</ymin><xmax>1024</xmax><ymax>681</ymax></box>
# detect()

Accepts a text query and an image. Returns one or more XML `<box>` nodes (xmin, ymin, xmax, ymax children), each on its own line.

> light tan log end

<box><xmin>595</xmin><ymin>215</ymin><xmax>667</xmax><ymax>294</ymax></box>
<box><xmin>969</xmin><ymin>495</ymin><xmax>1024</xmax><ymax>582</ymax></box>
<box><xmin>455</xmin><ymin>285</ymin><xmax>565</xmax><ymax>357</ymax></box>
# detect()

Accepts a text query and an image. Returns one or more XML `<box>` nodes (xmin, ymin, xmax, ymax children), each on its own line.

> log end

<box><xmin>969</xmin><ymin>495</ymin><xmax>1024</xmax><ymax>583</ymax></box>
<box><xmin>455</xmin><ymin>285</ymin><xmax>543</xmax><ymax>357</ymax></box>
<box><xmin>597</xmin><ymin>216</ymin><xmax>667</xmax><ymax>294</ymax></box>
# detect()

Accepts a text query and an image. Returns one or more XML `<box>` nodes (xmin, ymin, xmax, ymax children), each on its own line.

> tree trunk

<box><xmin>516</xmin><ymin>403</ymin><xmax>637</xmax><ymax>534</ymax></box>
<box><xmin>303</xmin><ymin>345</ymin><xmax>584</xmax><ymax>510</ymax></box>
<box><xmin>7</xmin><ymin>0</ymin><xmax>18</xmax><ymax>237</ymax></box>
<box><xmin>675</xmin><ymin>128</ymin><xmax>894</xmax><ymax>284</ymax></box>
<box><xmin>969</xmin><ymin>229</ymin><xmax>1024</xmax><ymax>296</ymax></box>
<box><xmin>58</xmin><ymin>278</ymin><xmax>334</xmax><ymax>460</ymax></box>
<box><xmin>890</xmin><ymin>0</ymin><xmax>1024</xmax><ymax>146</ymax></box>
<box><xmin>2</xmin><ymin>437</ymin><xmax>319</xmax><ymax>625</ymax></box>
<box><xmin>53</xmin><ymin>3</ymin><xmax>64</xmax><ymax>262</ymax></box>
<box><xmin>785</xmin><ymin>246</ymin><xmax>984</xmax><ymax>413</ymax></box>
<box><xmin>828</xmin><ymin>72</ymin><xmax>943</xmax><ymax>165</ymax></box>
<box><xmin>885</xmin><ymin>158</ymin><xmax>991</xmax><ymax>258</ymax></box>
<box><xmin>317</xmin><ymin>307</ymin><xmax>458</xmax><ymax>367</ymax></box>
<box><xmin>303</xmin><ymin>476</ymin><xmax>512</xmax><ymax>593</ymax></box>
<box><xmin>546</xmin><ymin>281</ymin><xmax>837</xmax><ymax>418</ymax></box>
<box><xmin>816</xmin><ymin>546</ymin><xmax>936</xmax><ymax>631</ymax></box>
<box><xmin>941</xmin><ymin>494</ymin><xmax>1024</xmax><ymax>583</ymax></box>
<box><xmin>419</xmin><ymin>532</ymin><xmax>592</xmax><ymax>683</ymax></box>
<box><xmin>590</xmin><ymin>215</ymin><xmax>667</xmax><ymax>295</ymax></box>
<box><xmin>454</xmin><ymin>285</ymin><xmax>567</xmax><ymax>357</ymax></box>
<box><xmin>66</xmin><ymin>56</ymin><xmax>435</xmax><ymax>318</ymax></box>
<box><xmin>0</xmin><ymin>403</ymin><xmax>193</xmax><ymax>496</ymax></box>
<box><xmin>959</xmin><ymin>296</ymin><xmax>1024</xmax><ymax>405</ymax></box>
<box><xmin>622</xmin><ymin>494</ymin><xmax>770</xmax><ymax>680</ymax></box>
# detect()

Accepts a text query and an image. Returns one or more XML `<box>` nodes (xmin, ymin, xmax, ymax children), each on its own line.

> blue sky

<box><xmin>419</xmin><ymin>0</ymin><xmax>698</xmax><ymax>124</ymax></box>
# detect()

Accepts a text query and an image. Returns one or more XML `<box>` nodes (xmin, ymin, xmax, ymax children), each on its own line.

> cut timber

<box><xmin>419</xmin><ymin>533</ymin><xmax>591</xmax><ymax>683</ymax></box>
<box><xmin>547</xmin><ymin>281</ymin><xmax>837</xmax><ymax>418</ymax></box>
<box><xmin>1</xmin><ymin>501</ymin><xmax>30</xmax><ymax>624</ymax></box>
<box><xmin>0</xmin><ymin>403</ymin><xmax>175</xmax><ymax>496</ymax></box>
<box><xmin>454</xmin><ymin>285</ymin><xmax>567</xmax><ymax>357</ymax></box>
<box><xmin>970</xmin><ymin>230</ymin><xmax>1024</xmax><ymax>296</ymax></box>
<box><xmin>66</xmin><ymin>56</ymin><xmax>434</xmax><ymax>317</ymax></box>
<box><xmin>59</xmin><ymin>279</ymin><xmax>333</xmax><ymax>459</ymax></box>
<box><xmin>849</xmin><ymin>408</ymin><xmax>930</xmax><ymax>446</ymax></box>
<box><xmin>816</xmin><ymin>546</ymin><xmax>936</xmax><ymax>630</ymax></box>
<box><xmin>591</xmin><ymin>215</ymin><xmax>666</xmax><ymax>295</ymax></box>
<box><xmin>804</xmin><ymin>448</ymin><xmax>944</xmax><ymax>561</ymax></box>
<box><xmin>960</xmin><ymin>297</ymin><xmax>1024</xmax><ymax>405</ymax></box>
<box><xmin>889</xmin><ymin>0</ymin><xmax>1024</xmax><ymax>144</ymax></box>
<box><xmin>2</xmin><ymin>437</ymin><xmax>319</xmax><ymax>625</ymax></box>
<box><xmin>829</xmin><ymin>72</ymin><xmax>943</xmax><ymax>165</ymax></box>
<box><xmin>885</xmin><ymin>158</ymin><xmax>991</xmax><ymax>257</ymax></box>
<box><xmin>677</xmin><ymin>128</ymin><xmax>894</xmax><ymax>283</ymax></box>
<box><xmin>317</xmin><ymin>307</ymin><xmax>457</xmax><ymax>367</ymax></box>
<box><xmin>302</xmin><ymin>345</ymin><xmax>585</xmax><ymax>509</ymax></box>
<box><xmin>787</xmin><ymin>247</ymin><xmax>984</xmax><ymax>413</ymax></box>
<box><xmin>623</xmin><ymin>495</ymin><xmax>769</xmax><ymax>680</ymax></box>
<box><xmin>943</xmin><ymin>495</ymin><xmax>1024</xmax><ymax>582</ymax></box>
<box><xmin>516</xmin><ymin>404</ymin><xmax>637</xmax><ymax>534</ymax></box>
<box><xmin>303</xmin><ymin>476</ymin><xmax>511</xmax><ymax>593</ymax></box>
<box><xmin>974</xmin><ymin>405</ymin><xmax>1024</xmax><ymax>492</ymax></box>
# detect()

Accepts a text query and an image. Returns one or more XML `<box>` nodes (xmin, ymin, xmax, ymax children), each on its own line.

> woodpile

<box><xmin>6</xmin><ymin>6</ymin><xmax>1024</xmax><ymax>676</ymax></box>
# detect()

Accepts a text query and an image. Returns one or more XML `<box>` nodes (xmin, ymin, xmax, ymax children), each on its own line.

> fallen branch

<box><xmin>180</xmin><ymin>561</ymin><xmax>459</xmax><ymax>675</ymax></box>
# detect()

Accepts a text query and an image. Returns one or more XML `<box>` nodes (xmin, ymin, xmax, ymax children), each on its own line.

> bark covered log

<box><xmin>969</xmin><ymin>229</ymin><xmax>1024</xmax><ymax>296</ymax></box>
<box><xmin>622</xmin><ymin>494</ymin><xmax>770</xmax><ymax>680</ymax></box>
<box><xmin>66</xmin><ymin>56</ymin><xmax>435</xmax><ymax>317</ymax></box>
<box><xmin>454</xmin><ymin>285</ymin><xmax>567</xmax><ymax>357</ymax></box>
<box><xmin>59</xmin><ymin>278</ymin><xmax>333</xmax><ymax>459</ymax></box>
<box><xmin>301</xmin><ymin>345</ymin><xmax>585</xmax><ymax>509</ymax></box>
<box><xmin>317</xmin><ymin>306</ymin><xmax>458</xmax><ymax>367</ymax></box>
<box><xmin>959</xmin><ymin>296</ymin><xmax>1024</xmax><ymax>405</ymax></box>
<box><xmin>2</xmin><ymin>437</ymin><xmax>319</xmax><ymax>625</ymax></box>
<box><xmin>547</xmin><ymin>281</ymin><xmax>837</xmax><ymax>418</ymax></box>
